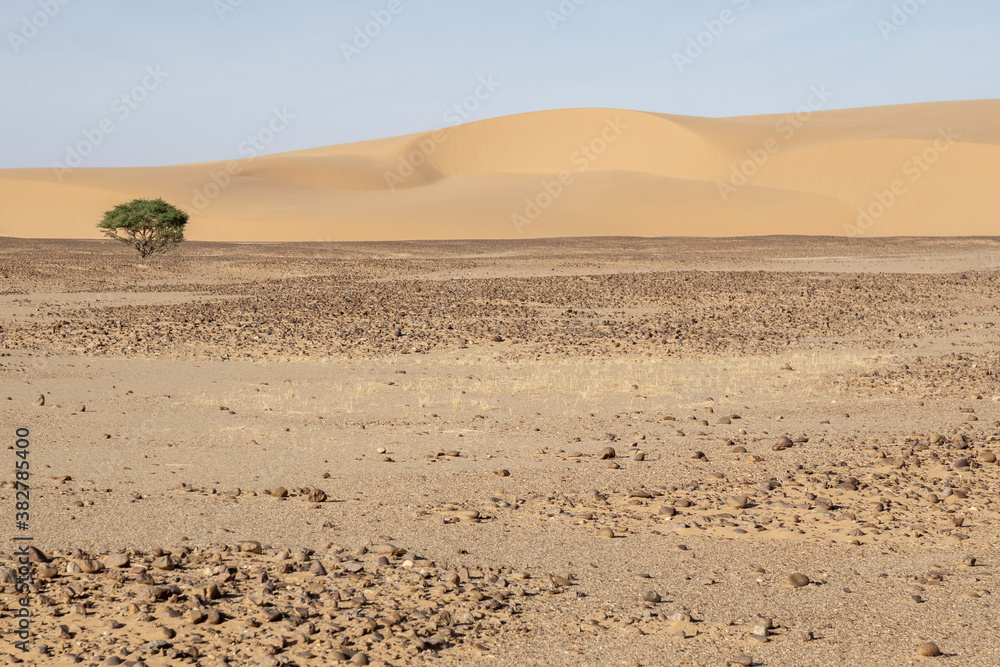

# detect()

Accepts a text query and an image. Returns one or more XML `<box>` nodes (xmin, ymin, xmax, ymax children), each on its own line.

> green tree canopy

<box><xmin>98</xmin><ymin>198</ymin><xmax>188</xmax><ymax>258</ymax></box>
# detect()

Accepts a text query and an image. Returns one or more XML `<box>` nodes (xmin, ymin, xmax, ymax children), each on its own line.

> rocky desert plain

<box><xmin>1</xmin><ymin>96</ymin><xmax>1000</xmax><ymax>667</ymax></box>
<box><xmin>2</xmin><ymin>235</ymin><xmax>1000</xmax><ymax>667</ymax></box>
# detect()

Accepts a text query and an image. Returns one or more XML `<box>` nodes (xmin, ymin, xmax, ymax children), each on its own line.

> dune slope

<box><xmin>1</xmin><ymin>100</ymin><xmax>997</xmax><ymax>241</ymax></box>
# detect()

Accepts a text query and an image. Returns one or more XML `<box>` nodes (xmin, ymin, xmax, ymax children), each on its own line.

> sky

<box><xmin>1</xmin><ymin>0</ymin><xmax>997</xmax><ymax>169</ymax></box>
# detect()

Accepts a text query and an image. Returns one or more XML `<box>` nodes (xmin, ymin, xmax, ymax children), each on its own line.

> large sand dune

<box><xmin>2</xmin><ymin>100</ymin><xmax>998</xmax><ymax>241</ymax></box>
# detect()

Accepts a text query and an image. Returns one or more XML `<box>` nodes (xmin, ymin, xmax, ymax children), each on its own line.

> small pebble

<box><xmin>916</xmin><ymin>642</ymin><xmax>940</xmax><ymax>657</ymax></box>
<box><xmin>787</xmin><ymin>573</ymin><xmax>810</xmax><ymax>587</ymax></box>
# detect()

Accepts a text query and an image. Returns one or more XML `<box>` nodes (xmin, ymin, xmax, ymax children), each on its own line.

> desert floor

<box><xmin>3</xmin><ymin>236</ymin><xmax>1000</xmax><ymax>666</ymax></box>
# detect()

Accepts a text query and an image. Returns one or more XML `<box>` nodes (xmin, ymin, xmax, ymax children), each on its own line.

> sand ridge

<box><xmin>1</xmin><ymin>100</ymin><xmax>998</xmax><ymax>242</ymax></box>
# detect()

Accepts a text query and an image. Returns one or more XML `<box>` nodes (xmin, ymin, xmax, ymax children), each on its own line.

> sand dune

<box><xmin>1</xmin><ymin>100</ymin><xmax>998</xmax><ymax>241</ymax></box>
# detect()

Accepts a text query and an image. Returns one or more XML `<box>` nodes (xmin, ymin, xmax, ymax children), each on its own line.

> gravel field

<box><xmin>2</xmin><ymin>236</ymin><xmax>1000</xmax><ymax>666</ymax></box>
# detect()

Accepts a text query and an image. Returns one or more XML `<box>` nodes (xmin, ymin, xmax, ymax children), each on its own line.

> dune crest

<box><xmin>2</xmin><ymin>100</ymin><xmax>998</xmax><ymax>241</ymax></box>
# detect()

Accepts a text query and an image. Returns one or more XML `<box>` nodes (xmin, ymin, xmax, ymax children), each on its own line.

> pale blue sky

<box><xmin>2</xmin><ymin>0</ymin><xmax>997</xmax><ymax>168</ymax></box>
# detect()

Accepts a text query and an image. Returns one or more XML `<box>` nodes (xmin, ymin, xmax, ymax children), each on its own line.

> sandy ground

<box><xmin>2</xmin><ymin>100</ymin><xmax>1000</xmax><ymax>241</ymax></box>
<box><xmin>3</xmin><ymin>236</ymin><xmax>1000</xmax><ymax>666</ymax></box>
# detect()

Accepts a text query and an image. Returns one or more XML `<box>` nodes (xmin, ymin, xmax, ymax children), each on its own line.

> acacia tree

<box><xmin>98</xmin><ymin>198</ymin><xmax>188</xmax><ymax>258</ymax></box>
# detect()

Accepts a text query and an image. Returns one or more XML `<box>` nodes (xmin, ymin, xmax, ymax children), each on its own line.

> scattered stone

<box><xmin>74</xmin><ymin>559</ymin><xmax>104</xmax><ymax>574</ymax></box>
<box><xmin>36</xmin><ymin>564</ymin><xmax>59</xmax><ymax>579</ymax></box>
<box><xmin>152</xmin><ymin>555</ymin><xmax>176</xmax><ymax>571</ymax></box>
<box><xmin>773</xmin><ymin>436</ymin><xmax>793</xmax><ymax>451</ymax></box>
<box><xmin>238</xmin><ymin>541</ymin><xmax>263</xmax><ymax>554</ymax></box>
<box><xmin>27</xmin><ymin>546</ymin><xmax>49</xmax><ymax>563</ymax></box>
<box><xmin>305</xmin><ymin>487</ymin><xmax>327</xmax><ymax>503</ymax></box>
<box><xmin>102</xmin><ymin>553</ymin><xmax>130</xmax><ymax>568</ymax></box>
<box><xmin>727</xmin><ymin>495</ymin><xmax>749</xmax><ymax>509</ymax></box>
<box><xmin>916</xmin><ymin>642</ymin><xmax>941</xmax><ymax>657</ymax></box>
<box><xmin>787</xmin><ymin>573</ymin><xmax>810</xmax><ymax>587</ymax></box>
